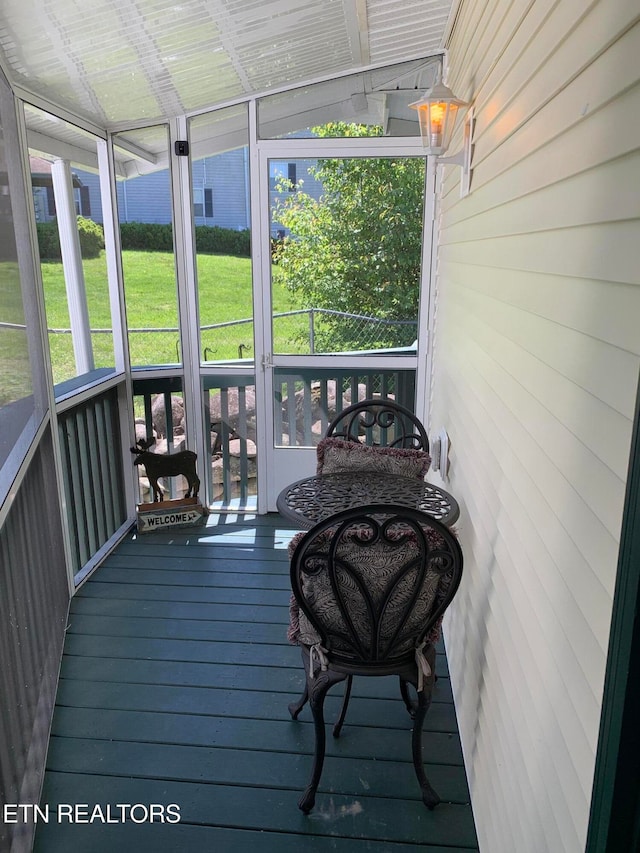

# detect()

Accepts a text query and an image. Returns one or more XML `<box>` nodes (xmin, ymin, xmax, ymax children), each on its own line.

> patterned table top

<box><xmin>277</xmin><ymin>471</ymin><xmax>460</xmax><ymax>529</ymax></box>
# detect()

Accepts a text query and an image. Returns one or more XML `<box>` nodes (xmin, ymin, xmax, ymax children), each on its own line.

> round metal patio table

<box><xmin>277</xmin><ymin>471</ymin><xmax>460</xmax><ymax>529</ymax></box>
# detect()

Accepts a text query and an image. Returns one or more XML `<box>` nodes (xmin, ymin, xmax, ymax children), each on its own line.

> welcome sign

<box><xmin>136</xmin><ymin>497</ymin><xmax>205</xmax><ymax>533</ymax></box>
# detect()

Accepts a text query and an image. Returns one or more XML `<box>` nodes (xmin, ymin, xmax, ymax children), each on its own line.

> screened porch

<box><xmin>2</xmin><ymin>2</ymin><xmax>639</xmax><ymax>853</ymax></box>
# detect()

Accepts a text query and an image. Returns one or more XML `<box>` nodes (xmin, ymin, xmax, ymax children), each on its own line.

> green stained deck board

<box><xmin>96</xmin><ymin>563</ymin><xmax>293</xmax><ymax>589</ymax></box>
<box><xmin>53</xmin><ymin>678</ymin><xmax>459</xmax><ymax>736</ymax></box>
<box><xmin>61</xmin><ymin>633</ymin><xmax>450</xmax><ymax>680</ymax></box>
<box><xmin>114</xmin><ymin>541</ymin><xmax>292</xmax><ymax>564</ymax></box>
<box><xmin>37</xmin><ymin>512</ymin><xmax>477</xmax><ymax>850</ymax></box>
<box><xmin>37</xmin><ymin>773</ymin><xmax>478</xmax><ymax>848</ymax></box>
<box><xmin>64</xmin><ymin>613</ymin><xmax>291</xmax><ymax>645</ymax></box>
<box><xmin>45</xmin><ymin>736</ymin><xmax>471</xmax><ymax>803</ymax></box>
<box><xmin>77</xmin><ymin>580</ymin><xmax>290</xmax><ymax>606</ymax></box>
<box><xmin>103</xmin><ymin>549</ymin><xmax>290</xmax><ymax>569</ymax></box>
<box><xmin>34</xmin><ymin>822</ymin><xmax>470</xmax><ymax>853</ymax></box>
<box><xmin>68</xmin><ymin>596</ymin><xmax>291</xmax><ymax>623</ymax></box>
<box><xmin>50</xmin><ymin>707</ymin><xmax>464</xmax><ymax>766</ymax></box>
<box><xmin>57</xmin><ymin>655</ymin><xmax>454</xmax><ymax>703</ymax></box>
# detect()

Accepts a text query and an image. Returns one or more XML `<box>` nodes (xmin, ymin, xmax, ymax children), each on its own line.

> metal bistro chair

<box><xmin>287</xmin><ymin>504</ymin><xmax>463</xmax><ymax>813</ymax></box>
<box><xmin>325</xmin><ymin>397</ymin><xmax>429</xmax><ymax>451</ymax></box>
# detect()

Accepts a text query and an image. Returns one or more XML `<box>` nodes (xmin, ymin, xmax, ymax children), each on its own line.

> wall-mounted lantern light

<box><xmin>410</xmin><ymin>74</ymin><xmax>474</xmax><ymax>196</ymax></box>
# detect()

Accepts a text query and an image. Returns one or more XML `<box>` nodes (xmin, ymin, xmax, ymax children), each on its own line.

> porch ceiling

<box><xmin>0</xmin><ymin>0</ymin><xmax>453</xmax><ymax>131</ymax></box>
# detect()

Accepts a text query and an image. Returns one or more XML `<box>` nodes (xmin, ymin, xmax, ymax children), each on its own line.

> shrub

<box><xmin>36</xmin><ymin>217</ymin><xmax>105</xmax><ymax>260</ymax></box>
<box><xmin>119</xmin><ymin>222</ymin><xmax>173</xmax><ymax>252</ymax></box>
<box><xmin>77</xmin><ymin>216</ymin><xmax>105</xmax><ymax>258</ymax></box>
<box><xmin>35</xmin><ymin>221</ymin><xmax>61</xmax><ymax>260</ymax></box>
<box><xmin>194</xmin><ymin>226</ymin><xmax>251</xmax><ymax>257</ymax></box>
<box><xmin>37</xmin><ymin>219</ymin><xmax>251</xmax><ymax>260</ymax></box>
<box><xmin>119</xmin><ymin>222</ymin><xmax>250</xmax><ymax>257</ymax></box>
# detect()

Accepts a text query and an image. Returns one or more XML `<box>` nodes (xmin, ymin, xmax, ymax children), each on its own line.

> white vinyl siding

<box><xmin>431</xmin><ymin>1</ymin><xmax>640</xmax><ymax>851</ymax></box>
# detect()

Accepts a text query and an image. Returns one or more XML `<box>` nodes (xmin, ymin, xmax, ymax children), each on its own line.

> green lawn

<box><xmin>39</xmin><ymin>250</ymin><xmax>309</xmax><ymax>384</ymax></box>
<box><xmin>0</xmin><ymin>262</ymin><xmax>34</xmax><ymax>405</ymax></box>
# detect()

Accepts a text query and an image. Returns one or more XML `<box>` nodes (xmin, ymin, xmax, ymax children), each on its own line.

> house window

<box><xmin>46</xmin><ymin>185</ymin><xmax>56</xmax><ymax>216</ymax></box>
<box><xmin>74</xmin><ymin>186</ymin><xmax>91</xmax><ymax>216</ymax></box>
<box><xmin>269</xmin><ymin>161</ymin><xmax>297</xmax><ymax>192</ymax></box>
<box><xmin>194</xmin><ymin>188</ymin><xmax>213</xmax><ymax>219</ymax></box>
<box><xmin>45</xmin><ymin>183</ymin><xmax>91</xmax><ymax>217</ymax></box>
<box><xmin>193</xmin><ymin>188</ymin><xmax>204</xmax><ymax>218</ymax></box>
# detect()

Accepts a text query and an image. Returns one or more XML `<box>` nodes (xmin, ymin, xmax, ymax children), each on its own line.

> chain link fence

<box><xmin>202</xmin><ymin>308</ymin><xmax>417</xmax><ymax>360</ymax></box>
<box><xmin>18</xmin><ymin>307</ymin><xmax>418</xmax><ymax>372</ymax></box>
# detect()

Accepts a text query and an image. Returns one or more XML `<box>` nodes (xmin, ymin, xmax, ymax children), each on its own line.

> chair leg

<box><xmin>298</xmin><ymin>676</ymin><xmax>332</xmax><ymax>813</ymax></box>
<box><xmin>332</xmin><ymin>674</ymin><xmax>353</xmax><ymax>738</ymax></box>
<box><xmin>288</xmin><ymin>684</ymin><xmax>308</xmax><ymax>720</ymax></box>
<box><xmin>411</xmin><ymin>688</ymin><xmax>441</xmax><ymax>810</ymax></box>
<box><xmin>289</xmin><ymin>647</ymin><xmax>313</xmax><ymax>719</ymax></box>
<box><xmin>400</xmin><ymin>676</ymin><xmax>417</xmax><ymax>718</ymax></box>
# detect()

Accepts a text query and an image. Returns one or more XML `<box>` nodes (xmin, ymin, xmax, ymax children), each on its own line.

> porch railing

<box><xmin>134</xmin><ymin>367</ymin><xmax>417</xmax><ymax>509</ymax></box>
<box><xmin>0</xmin><ymin>426</ymin><xmax>69</xmax><ymax>853</ymax></box>
<box><xmin>57</xmin><ymin>385</ymin><xmax>127</xmax><ymax>577</ymax></box>
<box><xmin>274</xmin><ymin>367</ymin><xmax>416</xmax><ymax>447</ymax></box>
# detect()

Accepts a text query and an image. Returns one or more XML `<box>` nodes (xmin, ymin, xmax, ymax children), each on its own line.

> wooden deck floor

<box><xmin>35</xmin><ymin>513</ymin><xmax>478</xmax><ymax>852</ymax></box>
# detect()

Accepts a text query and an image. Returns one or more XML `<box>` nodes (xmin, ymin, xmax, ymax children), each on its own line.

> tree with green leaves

<box><xmin>272</xmin><ymin>122</ymin><xmax>425</xmax><ymax>352</ymax></box>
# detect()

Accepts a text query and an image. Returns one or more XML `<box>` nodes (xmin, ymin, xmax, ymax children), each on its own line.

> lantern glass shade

<box><xmin>410</xmin><ymin>82</ymin><xmax>468</xmax><ymax>156</ymax></box>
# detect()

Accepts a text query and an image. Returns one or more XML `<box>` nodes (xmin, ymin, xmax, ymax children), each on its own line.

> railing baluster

<box><xmin>58</xmin><ymin>417</ymin><xmax>79</xmax><ymax>573</ymax></box>
<box><xmin>143</xmin><ymin>394</ymin><xmax>153</xmax><ymax>444</ymax></box>
<box><xmin>203</xmin><ymin>388</ymin><xmax>213</xmax><ymax>504</ymax></box>
<box><xmin>237</xmin><ymin>386</ymin><xmax>248</xmax><ymax>503</ymax></box>
<box><xmin>85</xmin><ymin>401</ymin><xmax>107</xmax><ymax>547</ymax></box>
<box><xmin>302</xmin><ymin>378</ymin><xmax>313</xmax><ymax>445</ymax></box>
<box><xmin>319</xmin><ymin>378</ymin><xmax>329</xmax><ymax>435</ymax></box>
<box><xmin>274</xmin><ymin>380</ymin><xmax>284</xmax><ymax>446</ymax></box>
<box><xmin>163</xmin><ymin>391</ymin><xmax>176</xmax><ymax>499</ymax></box>
<box><xmin>286</xmin><ymin>378</ymin><xmax>297</xmax><ymax>446</ymax></box>
<box><xmin>71</xmin><ymin>409</ymin><xmax>90</xmax><ymax>567</ymax></box>
<box><xmin>221</xmin><ymin>387</ymin><xmax>231</xmax><ymax>501</ymax></box>
<box><xmin>95</xmin><ymin>396</ymin><xmax>115</xmax><ymax>535</ymax></box>
<box><xmin>105</xmin><ymin>393</ymin><xmax>125</xmax><ymax>525</ymax></box>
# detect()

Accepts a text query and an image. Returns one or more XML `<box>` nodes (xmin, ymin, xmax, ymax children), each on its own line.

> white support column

<box><xmin>170</xmin><ymin>117</ymin><xmax>207</xmax><ymax>495</ymax></box>
<box><xmin>50</xmin><ymin>158</ymin><xmax>94</xmax><ymax>374</ymax></box>
<box><xmin>97</xmin><ymin>138</ymin><xmax>128</xmax><ymax>375</ymax></box>
<box><xmin>249</xmin><ymin>100</ymin><xmax>271</xmax><ymax>515</ymax></box>
<box><xmin>98</xmin><ymin>136</ymin><xmax>137</xmax><ymax>519</ymax></box>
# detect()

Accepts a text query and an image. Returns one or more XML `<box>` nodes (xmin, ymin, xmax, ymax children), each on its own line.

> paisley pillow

<box><xmin>316</xmin><ymin>437</ymin><xmax>430</xmax><ymax>479</ymax></box>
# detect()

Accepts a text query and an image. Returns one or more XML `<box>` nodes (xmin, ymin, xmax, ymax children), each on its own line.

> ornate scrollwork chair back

<box><xmin>325</xmin><ymin>397</ymin><xmax>429</xmax><ymax>451</ymax></box>
<box><xmin>288</xmin><ymin>504</ymin><xmax>463</xmax><ymax>813</ymax></box>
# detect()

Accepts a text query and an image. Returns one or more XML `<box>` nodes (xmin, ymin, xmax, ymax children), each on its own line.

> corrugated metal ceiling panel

<box><xmin>0</xmin><ymin>0</ymin><xmax>453</xmax><ymax>128</ymax></box>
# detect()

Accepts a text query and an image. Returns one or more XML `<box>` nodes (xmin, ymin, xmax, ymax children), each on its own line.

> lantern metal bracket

<box><xmin>436</xmin><ymin>108</ymin><xmax>474</xmax><ymax>197</ymax></box>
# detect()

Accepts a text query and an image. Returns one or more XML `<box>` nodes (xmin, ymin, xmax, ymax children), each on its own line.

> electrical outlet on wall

<box><xmin>430</xmin><ymin>436</ymin><xmax>441</xmax><ymax>472</ymax></box>
<box><xmin>438</xmin><ymin>428</ymin><xmax>450</xmax><ymax>480</ymax></box>
<box><xmin>430</xmin><ymin>429</ymin><xmax>451</xmax><ymax>479</ymax></box>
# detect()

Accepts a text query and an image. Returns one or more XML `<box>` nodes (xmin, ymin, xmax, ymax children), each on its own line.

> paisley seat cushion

<box><xmin>287</xmin><ymin>524</ymin><xmax>449</xmax><ymax>650</ymax></box>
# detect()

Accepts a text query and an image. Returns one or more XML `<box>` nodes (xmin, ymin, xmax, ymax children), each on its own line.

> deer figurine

<box><xmin>131</xmin><ymin>438</ymin><xmax>200</xmax><ymax>503</ymax></box>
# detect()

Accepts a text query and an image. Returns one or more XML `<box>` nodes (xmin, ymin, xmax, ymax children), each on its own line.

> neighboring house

<box><xmin>31</xmin><ymin>149</ymin><xmax>322</xmax><ymax>236</ymax></box>
<box><xmin>30</xmin><ymin>156</ymin><xmax>92</xmax><ymax>221</ymax></box>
